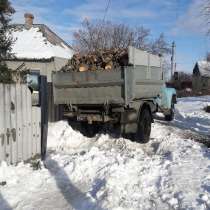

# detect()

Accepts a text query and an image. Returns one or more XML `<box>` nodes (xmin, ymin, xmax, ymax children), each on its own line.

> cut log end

<box><xmin>79</xmin><ymin>64</ymin><xmax>88</xmax><ymax>72</ymax></box>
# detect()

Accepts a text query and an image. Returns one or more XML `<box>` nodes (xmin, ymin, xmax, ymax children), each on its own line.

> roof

<box><xmin>196</xmin><ymin>61</ymin><xmax>210</xmax><ymax>78</ymax></box>
<box><xmin>9</xmin><ymin>24</ymin><xmax>74</xmax><ymax>60</ymax></box>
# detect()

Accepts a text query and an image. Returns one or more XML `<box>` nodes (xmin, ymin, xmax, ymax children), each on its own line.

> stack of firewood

<box><xmin>61</xmin><ymin>48</ymin><xmax>129</xmax><ymax>72</ymax></box>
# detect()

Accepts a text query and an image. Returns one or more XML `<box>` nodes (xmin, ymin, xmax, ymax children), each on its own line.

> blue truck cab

<box><xmin>155</xmin><ymin>85</ymin><xmax>177</xmax><ymax>121</ymax></box>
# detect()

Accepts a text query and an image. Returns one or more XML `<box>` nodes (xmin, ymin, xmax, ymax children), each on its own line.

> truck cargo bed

<box><xmin>52</xmin><ymin>47</ymin><xmax>164</xmax><ymax>105</ymax></box>
<box><xmin>52</xmin><ymin>66</ymin><xmax>164</xmax><ymax>105</ymax></box>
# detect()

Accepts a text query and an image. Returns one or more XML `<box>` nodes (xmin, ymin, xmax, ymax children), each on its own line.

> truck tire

<box><xmin>165</xmin><ymin>102</ymin><xmax>175</xmax><ymax>121</ymax></box>
<box><xmin>135</xmin><ymin>108</ymin><xmax>152</xmax><ymax>143</ymax></box>
<box><xmin>82</xmin><ymin>123</ymin><xmax>101</xmax><ymax>138</ymax></box>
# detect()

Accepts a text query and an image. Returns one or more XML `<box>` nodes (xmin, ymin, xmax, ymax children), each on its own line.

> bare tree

<box><xmin>201</xmin><ymin>0</ymin><xmax>210</xmax><ymax>34</ymax></box>
<box><xmin>133</xmin><ymin>26</ymin><xmax>151</xmax><ymax>51</ymax></box>
<box><xmin>73</xmin><ymin>20</ymin><xmax>135</xmax><ymax>53</ymax></box>
<box><xmin>73</xmin><ymin>19</ymin><xmax>170</xmax><ymax>56</ymax></box>
<box><xmin>150</xmin><ymin>33</ymin><xmax>171</xmax><ymax>55</ymax></box>
<box><xmin>162</xmin><ymin>58</ymin><xmax>171</xmax><ymax>81</ymax></box>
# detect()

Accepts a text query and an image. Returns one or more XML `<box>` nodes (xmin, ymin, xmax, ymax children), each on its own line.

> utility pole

<box><xmin>171</xmin><ymin>41</ymin><xmax>176</xmax><ymax>80</ymax></box>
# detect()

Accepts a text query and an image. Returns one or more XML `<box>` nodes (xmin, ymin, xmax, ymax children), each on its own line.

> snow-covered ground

<box><xmin>0</xmin><ymin>96</ymin><xmax>210</xmax><ymax>210</ymax></box>
<box><xmin>174</xmin><ymin>96</ymin><xmax>210</xmax><ymax>135</ymax></box>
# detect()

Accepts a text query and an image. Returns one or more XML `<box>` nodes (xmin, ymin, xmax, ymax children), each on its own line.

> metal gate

<box><xmin>0</xmin><ymin>84</ymin><xmax>41</xmax><ymax>164</ymax></box>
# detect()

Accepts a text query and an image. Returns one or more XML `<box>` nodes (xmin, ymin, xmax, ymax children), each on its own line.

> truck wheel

<box><xmin>165</xmin><ymin>102</ymin><xmax>175</xmax><ymax>121</ymax></box>
<box><xmin>135</xmin><ymin>108</ymin><xmax>152</xmax><ymax>143</ymax></box>
<box><xmin>82</xmin><ymin>123</ymin><xmax>101</xmax><ymax>138</ymax></box>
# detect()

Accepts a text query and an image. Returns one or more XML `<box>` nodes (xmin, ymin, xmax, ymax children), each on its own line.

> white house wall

<box><xmin>5</xmin><ymin>57</ymin><xmax>68</xmax><ymax>82</ymax></box>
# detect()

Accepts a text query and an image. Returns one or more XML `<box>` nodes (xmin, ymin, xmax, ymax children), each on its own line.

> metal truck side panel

<box><xmin>128</xmin><ymin>46</ymin><xmax>162</xmax><ymax>67</ymax></box>
<box><xmin>52</xmin><ymin>47</ymin><xmax>164</xmax><ymax>106</ymax></box>
<box><xmin>53</xmin><ymin>66</ymin><xmax>164</xmax><ymax>105</ymax></box>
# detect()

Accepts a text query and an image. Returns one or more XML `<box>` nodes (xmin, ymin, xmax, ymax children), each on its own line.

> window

<box><xmin>27</xmin><ymin>70</ymin><xmax>40</xmax><ymax>92</ymax></box>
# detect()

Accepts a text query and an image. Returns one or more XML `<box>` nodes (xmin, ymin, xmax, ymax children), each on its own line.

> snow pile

<box><xmin>1</xmin><ymin>96</ymin><xmax>210</xmax><ymax>210</ymax></box>
<box><xmin>48</xmin><ymin>121</ymin><xmax>139</xmax><ymax>154</ymax></box>
<box><xmin>174</xmin><ymin>96</ymin><xmax>210</xmax><ymax>135</ymax></box>
<box><xmin>11</xmin><ymin>27</ymin><xmax>73</xmax><ymax>59</ymax></box>
<box><xmin>48</xmin><ymin>121</ymin><xmax>94</xmax><ymax>153</ymax></box>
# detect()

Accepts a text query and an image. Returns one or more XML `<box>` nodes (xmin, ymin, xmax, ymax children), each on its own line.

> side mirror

<box><xmin>27</xmin><ymin>73</ymin><xmax>40</xmax><ymax>106</ymax></box>
<box><xmin>27</xmin><ymin>73</ymin><xmax>40</xmax><ymax>92</ymax></box>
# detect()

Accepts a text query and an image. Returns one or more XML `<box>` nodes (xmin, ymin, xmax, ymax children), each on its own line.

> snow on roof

<box><xmin>10</xmin><ymin>25</ymin><xmax>74</xmax><ymax>60</ymax></box>
<box><xmin>197</xmin><ymin>61</ymin><xmax>210</xmax><ymax>77</ymax></box>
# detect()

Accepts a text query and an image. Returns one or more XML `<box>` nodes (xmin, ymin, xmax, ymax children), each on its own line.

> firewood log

<box><xmin>79</xmin><ymin>64</ymin><xmax>88</xmax><ymax>72</ymax></box>
<box><xmin>61</xmin><ymin>48</ymin><xmax>129</xmax><ymax>72</ymax></box>
<box><xmin>105</xmin><ymin>61</ymin><xmax>113</xmax><ymax>70</ymax></box>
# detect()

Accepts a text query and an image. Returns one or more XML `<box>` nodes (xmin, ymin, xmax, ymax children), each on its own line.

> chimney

<box><xmin>24</xmin><ymin>13</ymin><xmax>34</xmax><ymax>29</ymax></box>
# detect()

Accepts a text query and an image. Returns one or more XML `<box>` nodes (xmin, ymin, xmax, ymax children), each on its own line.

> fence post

<box><xmin>39</xmin><ymin>76</ymin><xmax>48</xmax><ymax>160</ymax></box>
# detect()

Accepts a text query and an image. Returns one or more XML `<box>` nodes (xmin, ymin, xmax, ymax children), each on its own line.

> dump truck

<box><xmin>52</xmin><ymin>46</ymin><xmax>176</xmax><ymax>143</ymax></box>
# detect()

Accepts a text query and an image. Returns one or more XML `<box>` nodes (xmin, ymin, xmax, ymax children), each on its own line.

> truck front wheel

<box><xmin>135</xmin><ymin>108</ymin><xmax>152</xmax><ymax>143</ymax></box>
<box><xmin>165</xmin><ymin>101</ymin><xmax>175</xmax><ymax>121</ymax></box>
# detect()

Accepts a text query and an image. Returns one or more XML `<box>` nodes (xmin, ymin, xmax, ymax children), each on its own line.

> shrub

<box><xmin>204</xmin><ymin>105</ymin><xmax>210</xmax><ymax>113</ymax></box>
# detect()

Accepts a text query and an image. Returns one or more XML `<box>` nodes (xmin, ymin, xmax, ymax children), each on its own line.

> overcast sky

<box><xmin>11</xmin><ymin>0</ymin><xmax>210</xmax><ymax>73</ymax></box>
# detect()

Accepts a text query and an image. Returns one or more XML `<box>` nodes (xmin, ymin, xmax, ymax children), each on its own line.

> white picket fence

<box><xmin>0</xmin><ymin>84</ymin><xmax>41</xmax><ymax>164</ymax></box>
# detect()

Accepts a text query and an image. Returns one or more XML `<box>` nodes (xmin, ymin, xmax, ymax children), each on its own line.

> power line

<box><xmin>102</xmin><ymin>0</ymin><xmax>111</xmax><ymax>22</ymax></box>
<box><xmin>96</xmin><ymin>0</ymin><xmax>111</xmax><ymax>49</ymax></box>
<box><xmin>175</xmin><ymin>0</ymin><xmax>179</xmax><ymax>20</ymax></box>
<box><xmin>171</xmin><ymin>0</ymin><xmax>179</xmax><ymax>76</ymax></box>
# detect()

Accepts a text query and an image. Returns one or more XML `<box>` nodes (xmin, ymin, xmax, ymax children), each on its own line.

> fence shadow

<box><xmin>0</xmin><ymin>193</ymin><xmax>12</xmax><ymax>210</ymax></box>
<box><xmin>44</xmin><ymin>157</ymin><xmax>105</xmax><ymax>210</ymax></box>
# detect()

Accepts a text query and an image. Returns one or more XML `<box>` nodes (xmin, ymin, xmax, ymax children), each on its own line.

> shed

<box><xmin>5</xmin><ymin>13</ymin><xmax>74</xmax><ymax>121</ymax></box>
<box><xmin>192</xmin><ymin>61</ymin><xmax>210</xmax><ymax>92</ymax></box>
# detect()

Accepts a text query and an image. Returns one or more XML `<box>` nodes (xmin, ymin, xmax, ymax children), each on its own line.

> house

<box><xmin>192</xmin><ymin>61</ymin><xmax>210</xmax><ymax>92</ymax></box>
<box><xmin>5</xmin><ymin>13</ymin><xmax>74</xmax><ymax>121</ymax></box>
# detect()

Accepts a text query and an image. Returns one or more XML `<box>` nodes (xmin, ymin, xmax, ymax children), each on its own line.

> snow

<box><xmin>0</xmin><ymin>96</ymin><xmax>210</xmax><ymax>210</ymax></box>
<box><xmin>174</xmin><ymin>96</ymin><xmax>210</xmax><ymax>135</ymax></box>
<box><xmin>197</xmin><ymin>61</ymin><xmax>210</xmax><ymax>78</ymax></box>
<box><xmin>11</xmin><ymin>27</ymin><xmax>73</xmax><ymax>59</ymax></box>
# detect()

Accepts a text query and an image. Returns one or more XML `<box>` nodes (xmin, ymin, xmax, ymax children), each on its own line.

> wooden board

<box><xmin>0</xmin><ymin>84</ymin><xmax>41</xmax><ymax>164</ymax></box>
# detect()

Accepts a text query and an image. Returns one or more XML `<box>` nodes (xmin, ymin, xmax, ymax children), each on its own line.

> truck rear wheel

<box><xmin>81</xmin><ymin>123</ymin><xmax>101</xmax><ymax>138</ymax></box>
<box><xmin>135</xmin><ymin>108</ymin><xmax>152</xmax><ymax>143</ymax></box>
<box><xmin>68</xmin><ymin>120</ymin><xmax>99</xmax><ymax>137</ymax></box>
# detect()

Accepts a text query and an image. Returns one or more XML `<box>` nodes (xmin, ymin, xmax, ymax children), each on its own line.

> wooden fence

<box><xmin>0</xmin><ymin>84</ymin><xmax>41</xmax><ymax>164</ymax></box>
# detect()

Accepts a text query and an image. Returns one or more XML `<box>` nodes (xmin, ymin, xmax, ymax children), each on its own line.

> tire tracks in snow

<box><xmin>155</xmin><ymin>120</ymin><xmax>210</xmax><ymax>148</ymax></box>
